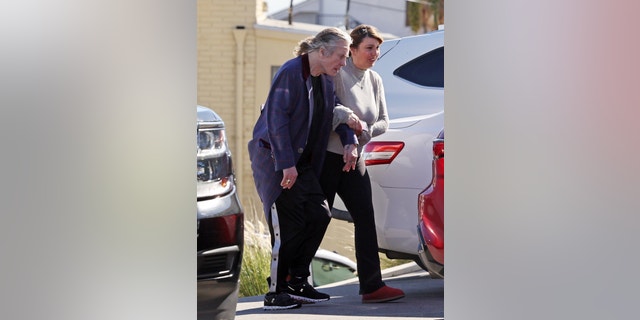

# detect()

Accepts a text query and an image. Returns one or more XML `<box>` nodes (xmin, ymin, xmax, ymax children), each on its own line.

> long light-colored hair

<box><xmin>294</xmin><ymin>27</ymin><xmax>352</xmax><ymax>57</ymax></box>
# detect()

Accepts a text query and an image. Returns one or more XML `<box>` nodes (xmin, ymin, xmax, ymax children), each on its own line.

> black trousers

<box><xmin>319</xmin><ymin>151</ymin><xmax>385</xmax><ymax>294</ymax></box>
<box><xmin>268</xmin><ymin>166</ymin><xmax>332</xmax><ymax>293</ymax></box>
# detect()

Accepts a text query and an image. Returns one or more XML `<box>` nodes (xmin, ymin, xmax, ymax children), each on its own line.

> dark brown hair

<box><xmin>349</xmin><ymin>24</ymin><xmax>383</xmax><ymax>49</ymax></box>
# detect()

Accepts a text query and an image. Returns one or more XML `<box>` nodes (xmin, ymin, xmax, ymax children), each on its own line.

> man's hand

<box><xmin>342</xmin><ymin>144</ymin><xmax>358</xmax><ymax>172</ymax></box>
<box><xmin>281</xmin><ymin>166</ymin><xmax>298</xmax><ymax>189</ymax></box>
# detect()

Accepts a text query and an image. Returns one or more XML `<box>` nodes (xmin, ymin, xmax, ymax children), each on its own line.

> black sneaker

<box><xmin>263</xmin><ymin>292</ymin><xmax>302</xmax><ymax>311</ymax></box>
<box><xmin>285</xmin><ymin>281</ymin><xmax>330</xmax><ymax>303</ymax></box>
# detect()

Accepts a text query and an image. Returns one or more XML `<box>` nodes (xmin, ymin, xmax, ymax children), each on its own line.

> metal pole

<box><xmin>232</xmin><ymin>26</ymin><xmax>246</xmax><ymax>198</ymax></box>
<box><xmin>344</xmin><ymin>0</ymin><xmax>351</xmax><ymax>29</ymax></box>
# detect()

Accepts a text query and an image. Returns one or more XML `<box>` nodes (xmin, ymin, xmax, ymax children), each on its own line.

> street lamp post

<box><xmin>344</xmin><ymin>0</ymin><xmax>351</xmax><ymax>29</ymax></box>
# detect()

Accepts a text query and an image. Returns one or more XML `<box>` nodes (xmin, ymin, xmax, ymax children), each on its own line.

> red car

<box><xmin>417</xmin><ymin>129</ymin><xmax>444</xmax><ymax>279</ymax></box>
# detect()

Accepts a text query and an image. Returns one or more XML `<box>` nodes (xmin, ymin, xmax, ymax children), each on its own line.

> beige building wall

<box><xmin>198</xmin><ymin>0</ymin><xmax>258</xmax><ymax>218</ymax></box>
<box><xmin>198</xmin><ymin>0</ymin><xmax>322</xmax><ymax>221</ymax></box>
<box><xmin>254</xmin><ymin>21</ymin><xmax>327</xmax><ymax>109</ymax></box>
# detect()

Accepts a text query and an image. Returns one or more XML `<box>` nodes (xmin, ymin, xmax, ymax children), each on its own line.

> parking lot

<box><xmin>235</xmin><ymin>263</ymin><xmax>444</xmax><ymax>320</ymax></box>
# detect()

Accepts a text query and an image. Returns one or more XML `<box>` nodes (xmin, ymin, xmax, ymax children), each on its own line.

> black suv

<box><xmin>197</xmin><ymin>106</ymin><xmax>244</xmax><ymax>319</ymax></box>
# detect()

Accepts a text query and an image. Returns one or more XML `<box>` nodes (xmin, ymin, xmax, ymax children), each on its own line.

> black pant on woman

<box><xmin>319</xmin><ymin>151</ymin><xmax>385</xmax><ymax>294</ymax></box>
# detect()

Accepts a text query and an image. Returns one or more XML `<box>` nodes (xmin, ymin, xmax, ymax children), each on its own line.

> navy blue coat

<box><xmin>248</xmin><ymin>54</ymin><xmax>352</xmax><ymax>221</ymax></box>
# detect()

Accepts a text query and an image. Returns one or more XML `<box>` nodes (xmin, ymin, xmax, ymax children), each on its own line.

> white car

<box><xmin>333</xmin><ymin>31</ymin><xmax>444</xmax><ymax>269</ymax></box>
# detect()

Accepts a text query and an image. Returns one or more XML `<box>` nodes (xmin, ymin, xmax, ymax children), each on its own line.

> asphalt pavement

<box><xmin>235</xmin><ymin>262</ymin><xmax>444</xmax><ymax>319</ymax></box>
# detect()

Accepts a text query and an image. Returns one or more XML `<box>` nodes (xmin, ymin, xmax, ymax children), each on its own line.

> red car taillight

<box><xmin>432</xmin><ymin>139</ymin><xmax>444</xmax><ymax>180</ymax></box>
<box><xmin>433</xmin><ymin>139</ymin><xmax>444</xmax><ymax>160</ymax></box>
<box><xmin>363</xmin><ymin>141</ymin><xmax>405</xmax><ymax>166</ymax></box>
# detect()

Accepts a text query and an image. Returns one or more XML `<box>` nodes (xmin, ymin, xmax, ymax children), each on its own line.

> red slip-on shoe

<box><xmin>362</xmin><ymin>285</ymin><xmax>405</xmax><ymax>303</ymax></box>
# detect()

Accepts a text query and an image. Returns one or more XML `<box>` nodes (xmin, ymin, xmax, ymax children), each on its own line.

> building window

<box><xmin>271</xmin><ymin>66</ymin><xmax>280</xmax><ymax>80</ymax></box>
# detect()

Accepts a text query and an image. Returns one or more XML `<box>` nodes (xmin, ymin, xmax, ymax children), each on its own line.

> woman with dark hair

<box><xmin>322</xmin><ymin>25</ymin><xmax>405</xmax><ymax>303</ymax></box>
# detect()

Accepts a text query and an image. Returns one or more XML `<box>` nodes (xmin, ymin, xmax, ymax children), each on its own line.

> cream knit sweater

<box><xmin>328</xmin><ymin>57</ymin><xmax>389</xmax><ymax>155</ymax></box>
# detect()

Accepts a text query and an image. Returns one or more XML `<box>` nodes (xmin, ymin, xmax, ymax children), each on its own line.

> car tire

<box><xmin>414</xmin><ymin>257</ymin><xmax>429</xmax><ymax>272</ymax></box>
<box><xmin>330</xmin><ymin>207</ymin><xmax>354</xmax><ymax>222</ymax></box>
<box><xmin>198</xmin><ymin>284</ymin><xmax>239</xmax><ymax>320</ymax></box>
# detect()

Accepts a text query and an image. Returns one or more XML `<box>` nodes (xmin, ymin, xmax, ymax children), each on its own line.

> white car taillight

<box><xmin>363</xmin><ymin>141</ymin><xmax>405</xmax><ymax>166</ymax></box>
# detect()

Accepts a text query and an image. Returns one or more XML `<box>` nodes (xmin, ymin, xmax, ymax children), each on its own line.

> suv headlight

<box><xmin>197</xmin><ymin>125</ymin><xmax>234</xmax><ymax>199</ymax></box>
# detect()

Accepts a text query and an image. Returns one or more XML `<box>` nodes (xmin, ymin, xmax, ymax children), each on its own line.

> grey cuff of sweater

<box><xmin>332</xmin><ymin>106</ymin><xmax>353</xmax><ymax>130</ymax></box>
